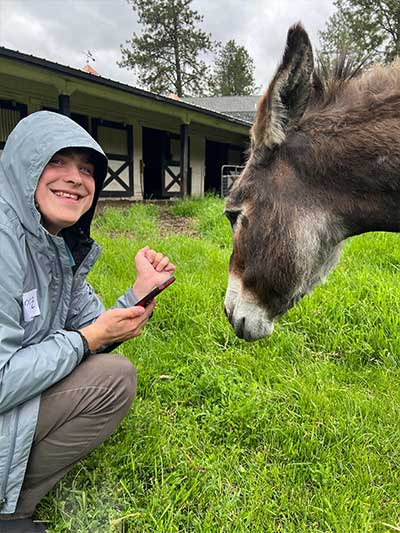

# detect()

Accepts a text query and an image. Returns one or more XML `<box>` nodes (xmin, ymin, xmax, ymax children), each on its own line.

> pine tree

<box><xmin>211</xmin><ymin>40</ymin><xmax>257</xmax><ymax>96</ymax></box>
<box><xmin>118</xmin><ymin>0</ymin><xmax>214</xmax><ymax>96</ymax></box>
<box><xmin>319</xmin><ymin>0</ymin><xmax>400</xmax><ymax>64</ymax></box>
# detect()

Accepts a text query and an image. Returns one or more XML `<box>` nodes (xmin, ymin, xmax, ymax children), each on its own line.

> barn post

<box><xmin>180</xmin><ymin>123</ymin><xmax>189</xmax><ymax>197</ymax></box>
<box><xmin>58</xmin><ymin>94</ymin><xmax>71</xmax><ymax>117</ymax></box>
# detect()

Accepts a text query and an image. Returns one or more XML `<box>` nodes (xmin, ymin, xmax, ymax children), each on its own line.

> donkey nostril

<box><xmin>236</xmin><ymin>316</ymin><xmax>245</xmax><ymax>338</ymax></box>
<box><xmin>293</xmin><ymin>293</ymin><xmax>305</xmax><ymax>305</ymax></box>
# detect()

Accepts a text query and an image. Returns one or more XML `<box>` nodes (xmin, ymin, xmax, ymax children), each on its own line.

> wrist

<box><xmin>132</xmin><ymin>280</ymin><xmax>153</xmax><ymax>300</ymax></box>
<box><xmin>80</xmin><ymin>324</ymin><xmax>104</xmax><ymax>353</ymax></box>
<box><xmin>69</xmin><ymin>328</ymin><xmax>93</xmax><ymax>359</ymax></box>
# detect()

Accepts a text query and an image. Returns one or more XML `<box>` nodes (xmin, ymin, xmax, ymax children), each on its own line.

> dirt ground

<box><xmin>157</xmin><ymin>210</ymin><xmax>198</xmax><ymax>238</ymax></box>
<box><xmin>96</xmin><ymin>199</ymin><xmax>198</xmax><ymax>237</ymax></box>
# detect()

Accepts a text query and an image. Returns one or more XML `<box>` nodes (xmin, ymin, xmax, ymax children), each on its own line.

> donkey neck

<box><xmin>284</xmin><ymin>121</ymin><xmax>400</xmax><ymax>235</ymax></box>
<box><xmin>325</xmin><ymin>189</ymin><xmax>400</xmax><ymax>236</ymax></box>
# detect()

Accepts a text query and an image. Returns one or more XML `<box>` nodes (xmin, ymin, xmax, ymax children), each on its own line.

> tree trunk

<box><xmin>173</xmin><ymin>7</ymin><xmax>182</xmax><ymax>96</ymax></box>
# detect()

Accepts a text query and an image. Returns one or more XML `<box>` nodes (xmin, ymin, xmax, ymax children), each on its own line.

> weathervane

<box><xmin>83</xmin><ymin>50</ymin><xmax>96</xmax><ymax>65</ymax></box>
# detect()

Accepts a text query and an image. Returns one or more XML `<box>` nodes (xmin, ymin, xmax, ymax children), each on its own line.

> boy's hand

<box><xmin>132</xmin><ymin>246</ymin><xmax>176</xmax><ymax>300</ymax></box>
<box><xmin>81</xmin><ymin>302</ymin><xmax>155</xmax><ymax>352</ymax></box>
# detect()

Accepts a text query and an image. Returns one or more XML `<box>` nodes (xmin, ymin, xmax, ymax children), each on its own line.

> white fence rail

<box><xmin>220</xmin><ymin>165</ymin><xmax>244</xmax><ymax>197</ymax></box>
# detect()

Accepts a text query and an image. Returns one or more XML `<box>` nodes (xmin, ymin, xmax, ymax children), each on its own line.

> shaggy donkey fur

<box><xmin>224</xmin><ymin>23</ymin><xmax>400</xmax><ymax>341</ymax></box>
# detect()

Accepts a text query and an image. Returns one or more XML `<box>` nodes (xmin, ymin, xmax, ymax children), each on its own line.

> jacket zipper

<box><xmin>0</xmin><ymin>410</ymin><xmax>18</xmax><ymax>508</ymax></box>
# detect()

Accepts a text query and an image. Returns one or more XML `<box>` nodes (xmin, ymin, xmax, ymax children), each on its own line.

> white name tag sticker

<box><xmin>23</xmin><ymin>289</ymin><xmax>41</xmax><ymax>322</ymax></box>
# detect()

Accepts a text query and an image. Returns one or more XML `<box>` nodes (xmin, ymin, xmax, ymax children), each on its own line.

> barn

<box><xmin>0</xmin><ymin>47</ymin><xmax>252</xmax><ymax>200</ymax></box>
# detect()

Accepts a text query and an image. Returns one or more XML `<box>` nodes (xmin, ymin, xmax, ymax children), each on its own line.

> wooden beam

<box><xmin>58</xmin><ymin>93</ymin><xmax>71</xmax><ymax>116</ymax></box>
<box><xmin>180</xmin><ymin>123</ymin><xmax>189</xmax><ymax>197</ymax></box>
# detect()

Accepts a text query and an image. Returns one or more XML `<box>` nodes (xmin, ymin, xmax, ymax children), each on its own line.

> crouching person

<box><xmin>0</xmin><ymin>111</ymin><xmax>175</xmax><ymax>533</ymax></box>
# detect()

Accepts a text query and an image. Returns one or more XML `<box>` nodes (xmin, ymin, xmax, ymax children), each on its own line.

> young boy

<box><xmin>0</xmin><ymin>111</ymin><xmax>175</xmax><ymax>533</ymax></box>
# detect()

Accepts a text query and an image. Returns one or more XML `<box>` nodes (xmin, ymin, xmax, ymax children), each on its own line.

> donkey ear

<box><xmin>252</xmin><ymin>23</ymin><xmax>314</xmax><ymax>150</ymax></box>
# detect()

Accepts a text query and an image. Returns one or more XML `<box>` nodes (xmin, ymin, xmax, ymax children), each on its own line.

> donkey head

<box><xmin>224</xmin><ymin>24</ymin><xmax>346</xmax><ymax>341</ymax></box>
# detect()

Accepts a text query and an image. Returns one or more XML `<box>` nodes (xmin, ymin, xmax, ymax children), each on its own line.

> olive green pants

<box><xmin>1</xmin><ymin>354</ymin><xmax>136</xmax><ymax>520</ymax></box>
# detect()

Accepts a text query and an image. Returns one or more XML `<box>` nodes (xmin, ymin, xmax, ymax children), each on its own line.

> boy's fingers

<box><xmin>156</xmin><ymin>256</ymin><xmax>169</xmax><ymax>271</ymax></box>
<box><xmin>143</xmin><ymin>301</ymin><xmax>156</xmax><ymax>317</ymax></box>
<box><xmin>144</xmin><ymin>248</ymin><xmax>156</xmax><ymax>262</ymax></box>
<box><xmin>133</xmin><ymin>302</ymin><xmax>154</xmax><ymax>326</ymax></box>
<box><xmin>128</xmin><ymin>306</ymin><xmax>146</xmax><ymax>317</ymax></box>
<box><xmin>151</xmin><ymin>252</ymin><xmax>165</xmax><ymax>269</ymax></box>
<box><xmin>135</xmin><ymin>246</ymin><xmax>150</xmax><ymax>260</ymax></box>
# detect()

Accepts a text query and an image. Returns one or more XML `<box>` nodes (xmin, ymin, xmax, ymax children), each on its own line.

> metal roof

<box><xmin>183</xmin><ymin>95</ymin><xmax>261</xmax><ymax>123</ymax></box>
<box><xmin>184</xmin><ymin>95</ymin><xmax>261</xmax><ymax>114</ymax></box>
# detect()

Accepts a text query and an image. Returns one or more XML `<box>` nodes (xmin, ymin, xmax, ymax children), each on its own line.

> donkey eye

<box><xmin>224</xmin><ymin>210</ymin><xmax>240</xmax><ymax>227</ymax></box>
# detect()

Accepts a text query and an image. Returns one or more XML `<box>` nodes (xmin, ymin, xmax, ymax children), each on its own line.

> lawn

<box><xmin>38</xmin><ymin>196</ymin><xmax>400</xmax><ymax>532</ymax></box>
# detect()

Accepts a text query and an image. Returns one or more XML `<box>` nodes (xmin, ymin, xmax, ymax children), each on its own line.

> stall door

<box><xmin>142</xmin><ymin>127</ymin><xmax>190</xmax><ymax>199</ymax></box>
<box><xmin>0</xmin><ymin>100</ymin><xmax>28</xmax><ymax>155</ymax></box>
<box><xmin>92</xmin><ymin>119</ymin><xmax>133</xmax><ymax>198</ymax></box>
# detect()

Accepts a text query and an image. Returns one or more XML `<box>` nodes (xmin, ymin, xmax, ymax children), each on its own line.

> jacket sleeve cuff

<box><xmin>116</xmin><ymin>287</ymin><xmax>138</xmax><ymax>308</ymax></box>
<box><xmin>65</xmin><ymin>329</ymin><xmax>87</xmax><ymax>362</ymax></box>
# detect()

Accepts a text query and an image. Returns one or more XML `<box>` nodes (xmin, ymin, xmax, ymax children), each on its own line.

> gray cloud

<box><xmin>0</xmin><ymin>0</ymin><xmax>336</xmax><ymax>92</ymax></box>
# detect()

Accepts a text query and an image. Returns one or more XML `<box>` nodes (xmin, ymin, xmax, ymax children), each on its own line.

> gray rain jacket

<box><xmin>0</xmin><ymin>111</ymin><xmax>138</xmax><ymax>513</ymax></box>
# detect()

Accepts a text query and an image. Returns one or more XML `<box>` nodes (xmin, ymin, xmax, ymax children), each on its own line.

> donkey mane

<box><xmin>308</xmin><ymin>56</ymin><xmax>400</xmax><ymax>114</ymax></box>
<box><xmin>252</xmin><ymin>23</ymin><xmax>400</xmax><ymax>151</ymax></box>
<box><xmin>311</xmin><ymin>54</ymin><xmax>368</xmax><ymax>108</ymax></box>
<box><xmin>297</xmin><ymin>57</ymin><xmax>400</xmax><ymax>194</ymax></box>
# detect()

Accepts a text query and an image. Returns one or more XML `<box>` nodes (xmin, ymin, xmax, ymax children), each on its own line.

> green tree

<box><xmin>319</xmin><ymin>0</ymin><xmax>400</xmax><ymax>64</ymax></box>
<box><xmin>211</xmin><ymin>40</ymin><xmax>257</xmax><ymax>96</ymax></box>
<box><xmin>118</xmin><ymin>0</ymin><xmax>214</xmax><ymax>96</ymax></box>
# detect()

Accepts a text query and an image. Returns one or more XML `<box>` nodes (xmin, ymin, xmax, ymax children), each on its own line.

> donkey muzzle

<box><xmin>224</xmin><ymin>281</ymin><xmax>274</xmax><ymax>341</ymax></box>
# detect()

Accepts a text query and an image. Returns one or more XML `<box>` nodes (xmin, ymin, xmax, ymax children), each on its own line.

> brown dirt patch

<box><xmin>95</xmin><ymin>200</ymin><xmax>198</xmax><ymax>238</ymax></box>
<box><xmin>158</xmin><ymin>211</ymin><xmax>199</xmax><ymax>238</ymax></box>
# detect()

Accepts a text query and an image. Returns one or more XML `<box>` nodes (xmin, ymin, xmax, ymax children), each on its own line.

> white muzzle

<box><xmin>224</xmin><ymin>274</ymin><xmax>274</xmax><ymax>341</ymax></box>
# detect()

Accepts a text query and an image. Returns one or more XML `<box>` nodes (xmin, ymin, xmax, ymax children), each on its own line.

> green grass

<box><xmin>38</xmin><ymin>197</ymin><xmax>400</xmax><ymax>532</ymax></box>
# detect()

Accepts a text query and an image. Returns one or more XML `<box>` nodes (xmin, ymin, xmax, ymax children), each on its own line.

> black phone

<box><xmin>135</xmin><ymin>275</ymin><xmax>176</xmax><ymax>307</ymax></box>
<box><xmin>102</xmin><ymin>275</ymin><xmax>176</xmax><ymax>353</ymax></box>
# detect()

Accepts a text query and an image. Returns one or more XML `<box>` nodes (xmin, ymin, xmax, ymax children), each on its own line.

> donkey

<box><xmin>224</xmin><ymin>23</ymin><xmax>400</xmax><ymax>341</ymax></box>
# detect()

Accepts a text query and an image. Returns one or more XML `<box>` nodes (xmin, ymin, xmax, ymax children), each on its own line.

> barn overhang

<box><xmin>0</xmin><ymin>47</ymin><xmax>251</xmax><ymax>200</ymax></box>
<box><xmin>0</xmin><ymin>50</ymin><xmax>251</xmax><ymax>137</ymax></box>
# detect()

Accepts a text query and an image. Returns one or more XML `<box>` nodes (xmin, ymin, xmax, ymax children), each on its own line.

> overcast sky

<box><xmin>0</xmin><ymin>0</ymin><xmax>336</xmax><ymax>94</ymax></box>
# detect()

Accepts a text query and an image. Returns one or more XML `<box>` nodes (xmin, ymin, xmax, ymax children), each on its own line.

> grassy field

<box><xmin>38</xmin><ymin>196</ymin><xmax>400</xmax><ymax>532</ymax></box>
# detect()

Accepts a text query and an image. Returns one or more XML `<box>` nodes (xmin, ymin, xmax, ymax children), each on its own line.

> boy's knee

<box><xmin>117</xmin><ymin>356</ymin><xmax>137</xmax><ymax>404</ymax></box>
<box><xmin>87</xmin><ymin>354</ymin><xmax>137</xmax><ymax>405</ymax></box>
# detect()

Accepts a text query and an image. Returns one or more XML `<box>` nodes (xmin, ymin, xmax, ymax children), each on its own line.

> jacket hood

<box><xmin>0</xmin><ymin>111</ymin><xmax>108</xmax><ymax>237</ymax></box>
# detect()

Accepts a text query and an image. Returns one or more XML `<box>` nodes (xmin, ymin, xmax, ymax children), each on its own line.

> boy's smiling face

<box><xmin>35</xmin><ymin>148</ymin><xmax>96</xmax><ymax>234</ymax></box>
